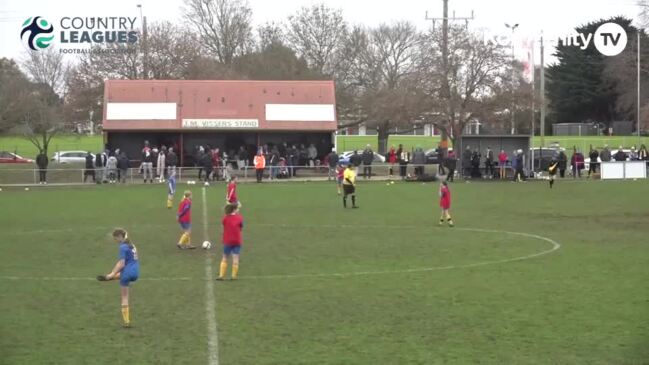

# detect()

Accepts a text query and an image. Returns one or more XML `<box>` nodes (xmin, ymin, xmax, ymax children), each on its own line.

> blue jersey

<box><xmin>119</xmin><ymin>242</ymin><xmax>139</xmax><ymax>273</ymax></box>
<box><xmin>168</xmin><ymin>175</ymin><xmax>176</xmax><ymax>195</ymax></box>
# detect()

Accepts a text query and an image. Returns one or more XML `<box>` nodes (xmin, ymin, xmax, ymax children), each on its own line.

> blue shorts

<box><xmin>223</xmin><ymin>245</ymin><xmax>241</xmax><ymax>255</ymax></box>
<box><xmin>337</xmin><ymin>177</ymin><xmax>343</xmax><ymax>184</ymax></box>
<box><xmin>120</xmin><ymin>269</ymin><xmax>139</xmax><ymax>287</ymax></box>
<box><xmin>179</xmin><ymin>222</ymin><xmax>191</xmax><ymax>230</ymax></box>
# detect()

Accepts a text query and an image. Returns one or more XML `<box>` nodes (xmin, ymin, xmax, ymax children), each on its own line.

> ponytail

<box><xmin>112</xmin><ymin>228</ymin><xmax>132</xmax><ymax>247</ymax></box>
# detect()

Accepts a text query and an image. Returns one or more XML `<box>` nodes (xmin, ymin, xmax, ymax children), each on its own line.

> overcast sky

<box><xmin>0</xmin><ymin>0</ymin><xmax>641</xmax><ymax>65</ymax></box>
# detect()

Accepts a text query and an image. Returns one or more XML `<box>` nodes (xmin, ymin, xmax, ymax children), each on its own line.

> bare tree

<box><xmin>22</xmin><ymin>84</ymin><xmax>66</xmax><ymax>156</ymax></box>
<box><xmin>184</xmin><ymin>0</ymin><xmax>253</xmax><ymax>65</ymax></box>
<box><xmin>146</xmin><ymin>22</ymin><xmax>201</xmax><ymax>79</ymax></box>
<box><xmin>286</xmin><ymin>3</ymin><xmax>348</xmax><ymax>74</ymax></box>
<box><xmin>417</xmin><ymin>25</ymin><xmax>510</xmax><ymax>145</ymax></box>
<box><xmin>258</xmin><ymin>22</ymin><xmax>285</xmax><ymax>50</ymax></box>
<box><xmin>21</xmin><ymin>47</ymin><xmax>68</xmax><ymax>97</ymax></box>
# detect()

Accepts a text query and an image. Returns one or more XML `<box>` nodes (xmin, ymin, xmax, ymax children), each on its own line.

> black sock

<box><xmin>343</xmin><ymin>197</ymin><xmax>347</xmax><ymax>208</ymax></box>
<box><xmin>351</xmin><ymin>195</ymin><xmax>356</xmax><ymax>207</ymax></box>
<box><xmin>550</xmin><ymin>179</ymin><xmax>554</xmax><ymax>188</ymax></box>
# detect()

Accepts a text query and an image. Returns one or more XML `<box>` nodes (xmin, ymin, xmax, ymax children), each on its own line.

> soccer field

<box><xmin>1</xmin><ymin>180</ymin><xmax>648</xmax><ymax>364</ymax></box>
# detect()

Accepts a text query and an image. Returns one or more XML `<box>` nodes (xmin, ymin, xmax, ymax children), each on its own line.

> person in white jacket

<box><xmin>106</xmin><ymin>154</ymin><xmax>118</xmax><ymax>183</ymax></box>
<box><xmin>156</xmin><ymin>147</ymin><xmax>166</xmax><ymax>183</ymax></box>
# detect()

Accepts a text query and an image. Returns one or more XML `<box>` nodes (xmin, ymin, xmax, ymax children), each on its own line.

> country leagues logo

<box><xmin>21</xmin><ymin>16</ymin><xmax>54</xmax><ymax>50</ymax></box>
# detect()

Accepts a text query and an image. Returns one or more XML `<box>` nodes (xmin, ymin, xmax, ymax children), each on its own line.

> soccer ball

<box><xmin>202</xmin><ymin>241</ymin><xmax>211</xmax><ymax>249</ymax></box>
<box><xmin>204</xmin><ymin>182</ymin><xmax>210</xmax><ymax>187</ymax></box>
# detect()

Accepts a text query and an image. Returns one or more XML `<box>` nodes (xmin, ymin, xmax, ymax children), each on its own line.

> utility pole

<box><xmin>540</xmin><ymin>33</ymin><xmax>546</xmax><ymax>147</ymax></box>
<box><xmin>137</xmin><ymin>4</ymin><xmax>148</xmax><ymax>79</ymax></box>
<box><xmin>505</xmin><ymin>23</ymin><xmax>519</xmax><ymax>135</ymax></box>
<box><xmin>638</xmin><ymin>28</ymin><xmax>642</xmax><ymax>144</ymax></box>
<box><xmin>425</xmin><ymin>0</ymin><xmax>474</xmax><ymax>155</ymax></box>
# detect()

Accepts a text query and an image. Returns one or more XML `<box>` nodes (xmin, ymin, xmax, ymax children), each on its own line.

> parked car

<box><xmin>424</xmin><ymin>148</ymin><xmax>454</xmax><ymax>165</ymax></box>
<box><xmin>0</xmin><ymin>151</ymin><xmax>34</xmax><ymax>163</ymax></box>
<box><xmin>339</xmin><ymin>150</ymin><xmax>386</xmax><ymax>164</ymax></box>
<box><xmin>52</xmin><ymin>151</ymin><xmax>94</xmax><ymax>164</ymax></box>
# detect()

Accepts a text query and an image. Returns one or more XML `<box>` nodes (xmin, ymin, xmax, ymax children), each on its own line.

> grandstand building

<box><xmin>102</xmin><ymin>79</ymin><xmax>337</xmax><ymax>165</ymax></box>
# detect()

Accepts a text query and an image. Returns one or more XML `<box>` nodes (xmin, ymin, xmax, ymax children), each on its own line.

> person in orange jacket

<box><xmin>253</xmin><ymin>149</ymin><xmax>266</xmax><ymax>183</ymax></box>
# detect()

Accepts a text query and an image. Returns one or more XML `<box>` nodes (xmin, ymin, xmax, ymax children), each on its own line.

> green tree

<box><xmin>547</xmin><ymin>17</ymin><xmax>635</xmax><ymax>127</ymax></box>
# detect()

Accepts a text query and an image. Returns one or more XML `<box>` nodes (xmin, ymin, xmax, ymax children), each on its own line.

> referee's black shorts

<box><xmin>343</xmin><ymin>184</ymin><xmax>355</xmax><ymax>195</ymax></box>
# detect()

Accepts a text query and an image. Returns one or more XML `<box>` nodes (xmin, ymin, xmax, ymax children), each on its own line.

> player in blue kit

<box><xmin>167</xmin><ymin>169</ymin><xmax>177</xmax><ymax>209</ymax></box>
<box><xmin>97</xmin><ymin>228</ymin><xmax>140</xmax><ymax>328</ymax></box>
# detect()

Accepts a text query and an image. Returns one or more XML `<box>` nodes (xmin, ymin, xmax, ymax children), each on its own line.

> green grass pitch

<box><xmin>1</xmin><ymin>179</ymin><xmax>648</xmax><ymax>364</ymax></box>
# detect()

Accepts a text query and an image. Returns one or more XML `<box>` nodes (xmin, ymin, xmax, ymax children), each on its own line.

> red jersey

<box><xmin>498</xmin><ymin>152</ymin><xmax>507</xmax><ymax>163</ymax></box>
<box><xmin>336</xmin><ymin>166</ymin><xmax>345</xmax><ymax>179</ymax></box>
<box><xmin>440</xmin><ymin>185</ymin><xmax>451</xmax><ymax>209</ymax></box>
<box><xmin>388</xmin><ymin>149</ymin><xmax>397</xmax><ymax>163</ymax></box>
<box><xmin>226</xmin><ymin>181</ymin><xmax>238</xmax><ymax>203</ymax></box>
<box><xmin>177</xmin><ymin>198</ymin><xmax>192</xmax><ymax>223</ymax></box>
<box><xmin>222</xmin><ymin>213</ymin><xmax>243</xmax><ymax>245</ymax></box>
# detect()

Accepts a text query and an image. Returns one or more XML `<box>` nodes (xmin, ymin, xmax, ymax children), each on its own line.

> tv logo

<box><xmin>593</xmin><ymin>22</ymin><xmax>627</xmax><ymax>56</ymax></box>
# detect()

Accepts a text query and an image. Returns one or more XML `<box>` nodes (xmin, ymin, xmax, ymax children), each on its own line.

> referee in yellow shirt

<box><xmin>342</xmin><ymin>164</ymin><xmax>358</xmax><ymax>209</ymax></box>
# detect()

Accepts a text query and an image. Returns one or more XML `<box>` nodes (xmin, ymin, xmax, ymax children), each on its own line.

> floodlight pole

<box><xmin>540</xmin><ymin>33</ymin><xmax>545</xmax><ymax>147</ymax></box>
<box><xmin>506</xmin><ymin>23</ymin><xmax>519</xmax><ymax>135</ymax></box>
<box><xmin>638</xmin><ymin>28</ymin><xmax>642</xmax><ymax>144</ymax></box>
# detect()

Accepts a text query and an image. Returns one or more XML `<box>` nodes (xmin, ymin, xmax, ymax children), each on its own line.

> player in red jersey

<box><xmin>217</xmin><ymin>204</ymin><xmax>244</xmax><ymax>280</ymax></box>
<box><xmin>226</xmin><ymin>175</ymin><xmax>241</xmax><ymax>207</ymax></box>
<box><xmin>176</xmin><ymin>190</ymin><xmax>196</xmax><ymax>249</ymax></box>
<box><xmin>335</xmin><ymin>163</ymin><xmax>345</xmax><ymax>195</ymax></box>
<box><xmin>439</xmin><ymin>181</ymin><xmax>454</xmax><ymax>227</ymax></box>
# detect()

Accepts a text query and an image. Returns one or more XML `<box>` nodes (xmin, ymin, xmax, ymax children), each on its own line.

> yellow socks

<box><xmin>121</xmin><ymin>305</ymin><xmax>130</xmax><ymax>326</ymax></box>
<box><xmin>219</xmin><ymin>259</ymin><xmax>228</xmax><ymax>279</ymax></box>
<box><xmin>232</xmin><ymin>262</ymin><xmax>239</xmax><ymax>279</ymax></box>
<box><xmin>166</xmin><ymin>198</ymin><xmax>173</xmax><ymax>209</ymax></box>
<box><xmin>178</xmin><ymin>232</ymin><xmax>191</xmax><ymax>246</ymax></box>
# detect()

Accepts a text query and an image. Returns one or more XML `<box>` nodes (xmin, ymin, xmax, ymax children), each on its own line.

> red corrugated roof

<box><xmin>103</xmin><ymin>80</ymin><xmax>337</xmax><ymax>131</ymax></box>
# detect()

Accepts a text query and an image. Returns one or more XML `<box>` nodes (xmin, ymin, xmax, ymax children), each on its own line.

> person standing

<box><xmin>84</xmin><ymin>152</ymin><xmax>95</xmax><ymax>183</ymax></box>
<box><xmin>156</xmin><ymin>146</ymin><xmax>166</xmax><ymax>183</ymax></box>
<box><xmin>269</xmin><ymin>147</ymin><xmax>279</xmax><ymax>180</ymax></box>
<box><xmin>117</xmin><ymin>152</ymin><xmax>129</xmax><ymax>183</ymax></box>
<box><xmin>412</xmin><ymin>146</ymin><xmax>426</xmax><ymax>178</ymax></box>
<box><xmin>600</xmin><ymin>145</ymin><xmax>611</xmax><ymax>163</ymax></box>
<box><xmin>444</xmin><ymin>150</ymin><xmax>457</xmax><ymax>182</ymax></box>
<box><xmin>327</xmin><ymin>148</ymin><xmax>339</xmax><ymax>181</ymax></box>
<box><xmin>237</xmin><ymin>146</ymin><xmax>249</xmax><ymax>171</ymax></box>
<box><xmin>350</xmin><ymin>150</ymin><xmax>362</xmax><ymax>176</ymax></box>
<box><xmin>571</xmin><ymin>148</ymin><xmax>582</xmax><ymax>179</ymax></box>
<box><xmin>226</xmin><ymin>175</ymin><xmax>241</xmax><ymax>207</ymax></box>
<box><xmin>588</xmin><ymin>146</ymin><xmax>599</xmax><ymax>178</ymax></box>
<box><xmin>336</xmin><ymin>163</ymin><xmax>345</xmax><ymax>195</ymax></box>
<box><xmin>438</xmin><ymin>181</ymin><xmax>454</xmax><ymax>227</ymax></box>
<box><xmin>462</xmin><ymin>146</ymin><xmax>472</xmax><ymax>178</ymax></box>
<box><xmin>195</xmin><ymin>146</ymin><xmax>205</xmax><ymax>180</ymax></box>
<box><xmin>287</xmin><ymin>145</ymin><xmax>297</xmax><ymax>177</ymax></box>
<box><xmin>485</xmin><ymin>147</ymin><xmax>494</xmax><ymax>179</ymax></box>
<box><xmin>106</xmin><ymin>154</ymin><xmax>118</xmax><ymax>183</ymax></box>
<box><xmin>217</xmin><ymin>204</ymin><xmax>245</xmax><ymax>281</ymax></box>
<box><xmin>387</xmin><ymin>145</ymin><xmax>397</xmax><ymax>177</ymax></box>
<box><xmin>361</xmin><ymin>145</ymin><xmax>373</xmax><ymax>179</ymax></box>
<box><xmin>253</xmin><ymin>149</ymin><xmax>266</xmax><ymax>183</ymax></box>
<box><xmin>557</xmin><ymin>150</ymin><xmax>568</xmax><ymax>178</ymax></box>
<box><xmin>95</xmin><ymin>151</ymin><xmax>107</xmax><ymax>184</ymax></box>
<box><xmin>35</xmin><ymin>150</ymin><xmax>48</xmax><ymax>184</ymax></box>
<box><xmin>201</xmin><ymin>150</ymin><xmax>213</xmax><ymax>184</ymax></box>
<box><xmin>498</xmin><ymin>150</ymin><xmax>508</xmax><ymax>179</ymax></box>
<box><xmin>307</xmin><ymin>143</ymin><xmax>318</xmax><ymax>167</ymax></box>
<box><xmin>96</xmin><ymin>228</ymin><xmax>139</xmax><ymax>328</ymax></box>
<box><xmin>548</xmin><ymin>158</ymin><xmax>558</xmax><ymax>188</ymax></box>
<box><xmin>614</xmin><ymin>146</ymin><xmax>628</xmax><ymax>161</ymax></box>
<box><xmin>141</xmin><ymin>144</ymin><xmax>153</xmax><ymax>184</ymax></box>
<box><xmin>397</xmin><ymin>144</ymin><xmax>409</xmax><ymax>179</ymax></box>
<box><xmin>166</xmin><ymin>170</ymin><xmax>176</xmax><ymax>209</ymax></box>
<box><xmin>342</xmin><ymin>164</ymin><xmax>358</xmax><ymax>209</ymax></box>
<box><xmin>176</xmin><ymin>191</ymin><xmax>196</xmax><ymax>249</ymax></box>
<box><xmin>166</xmin><ymin>147</ymin><xmax>178</xmax><ymax>176</ymax></box>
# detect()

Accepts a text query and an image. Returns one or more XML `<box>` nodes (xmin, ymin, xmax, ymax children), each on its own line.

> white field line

<box><xmin>202</xmin><ymin>187</ymin><xmax>220</xmax><ymax>365</ymax></box>
<box><xmin>1</xmin><ymin>226</ymin><xmax>561</xmax><ymax>282</ymax></box>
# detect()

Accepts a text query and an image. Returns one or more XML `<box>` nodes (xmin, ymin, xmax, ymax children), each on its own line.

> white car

<box><xmin>51</xmin><ymin>151</ymin><xmax>94</xmax><ymax>164</ymax></box>
<box><xmin>339</xmin><ymin>150</ymin><xmax>386</xmax><ymax>164</ymax></box>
